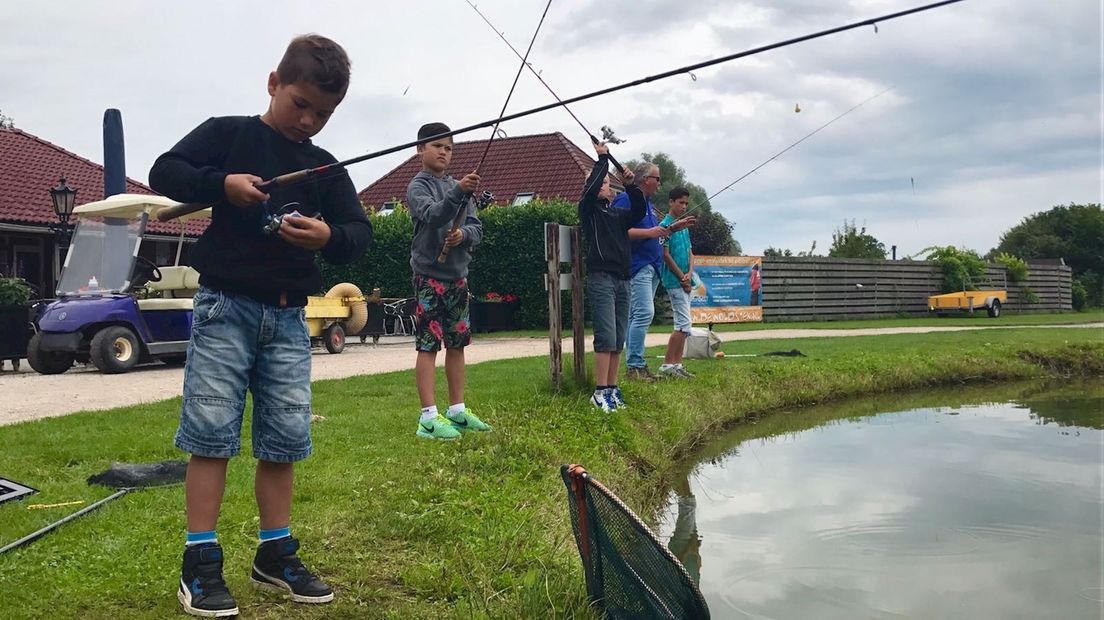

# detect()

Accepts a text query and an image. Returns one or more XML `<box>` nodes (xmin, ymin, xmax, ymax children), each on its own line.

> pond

<box><xmin>658</xmin><ymin>381</ymin><xmax>1104</xmax><ymax>619</ymax></box>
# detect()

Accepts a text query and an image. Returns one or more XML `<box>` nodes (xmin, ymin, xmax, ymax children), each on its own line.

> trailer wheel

<box><xmin>987</xmin><ymin>299</ymin><xmax>1001</xmax><ymax>318</ymax></box>
<box><xmin>27</xmin><ymin>332</ymin><xmax>75</xmax><ymax>375</ymax></box>
<box><xmin>90</xmin><ymin>326</ymin><xmax>141</xmax><ymax>374</ymax></box>
<box><xmin>324</xmin><ymin>323</ymin><xmax>346</xmax><ymax>354</ymax></box>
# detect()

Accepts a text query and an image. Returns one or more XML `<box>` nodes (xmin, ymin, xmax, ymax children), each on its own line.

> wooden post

<box><xmin>546</xmin><ymin>222</ymin><xmax>562</xmax><ymax>389</ymax></box>
<box><xmin>571</xmin><ymin>226</ymin><xmax>586</xmax><ymax>384</ymax></box>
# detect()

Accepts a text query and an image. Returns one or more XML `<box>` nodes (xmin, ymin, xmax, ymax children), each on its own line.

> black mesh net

<box><xmin>561</xmin><ymin>465</ymin><xmax>710</xmax><ymax>620</ymax></box>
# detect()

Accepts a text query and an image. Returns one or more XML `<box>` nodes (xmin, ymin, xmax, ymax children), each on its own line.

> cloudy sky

<box><xmin>2</xmin><ymin>0</ymin><xmax>1098</xmax><ymax>256</ymax></box>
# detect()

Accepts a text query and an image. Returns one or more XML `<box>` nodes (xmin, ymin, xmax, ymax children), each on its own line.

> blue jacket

<box><xmin>611</xmin><ymin>190</ymin><xmax>662</xmax><ymax>277</ymax></box>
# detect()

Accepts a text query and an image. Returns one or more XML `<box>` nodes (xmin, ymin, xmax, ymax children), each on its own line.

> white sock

<box><xmin>446</xmin><ymin>403</ymin><xmax>466</xmax><ymax>418</ymax></box>
<box><xmin>420</xmin><ymin>405</ymin><xmax>438</xmax><ymax>422</ymax></box>
<box><xmin>659</xmin><ymin>363</ymin><xmax>675</xmax><ymax>371</ymax></box>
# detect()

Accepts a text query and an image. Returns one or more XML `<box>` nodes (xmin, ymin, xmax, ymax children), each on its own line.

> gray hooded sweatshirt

<box><xmin>407</xmin><ymin>170</ymin><xmax>483</xmax><ymax>281</ymax></box>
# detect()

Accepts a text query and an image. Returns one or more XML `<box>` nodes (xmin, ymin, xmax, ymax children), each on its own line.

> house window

<box><xmin>512</xmin><ymin>192</ymin><xmax>535</xmax><ymax>206</ymax></box>
<box><xmin>377</xmin><ymin>201</ymin><xmax>399</xmax><ymax>216</ymax></box>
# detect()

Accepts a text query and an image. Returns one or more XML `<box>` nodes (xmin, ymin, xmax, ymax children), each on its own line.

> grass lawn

<box><xmin>479</xmin><ymin>308</ymin><xmax>1103</xmax><ymax>340</ymax></box>
<box><xmin>0</xmin><ymin>327</ymin><xmax>1101</xmax><ymax>619</ymax></box>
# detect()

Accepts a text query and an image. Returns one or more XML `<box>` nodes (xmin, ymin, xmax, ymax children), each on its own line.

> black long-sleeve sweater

<box><xmin>149</xmin><ymin>116</ymin><xmax>372</xmax><ymax>306</ymax></box>
<box><xmin>578</xmin><ymin>154</ymin><xmax>647</xmax><ymax>280</ymax></box>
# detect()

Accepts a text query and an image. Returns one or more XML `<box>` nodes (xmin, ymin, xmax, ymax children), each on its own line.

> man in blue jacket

<box><xmin>611</xmin><ymin>161</ymin><xmax>695</xmax><ymax>381</ymax></box>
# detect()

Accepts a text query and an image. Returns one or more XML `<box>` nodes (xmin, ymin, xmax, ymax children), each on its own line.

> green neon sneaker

<box><xmin>447</xmin><ymin>408</ymin><xmax>493</xmax><ymax>433</ymax></box>
<box><xmin>416</xmin><ymin>415</ymin><xmax>462</xmax><ymax>440</ymax></box>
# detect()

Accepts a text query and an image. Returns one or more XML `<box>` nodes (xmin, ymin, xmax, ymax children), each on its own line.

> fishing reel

<box><xmin>475</xmin><ymin>190</ymin><xmax>495</xmax><ymax>210</ymax></box>
<box><xmin>600</xmin><ymin>125</ymin><xmax>626</xmax><ymax>145</ymax></box>
<box><xmin>261</xmin><ymin>201</ymin><xmax>315</xmax><ymax>236</ymax></box>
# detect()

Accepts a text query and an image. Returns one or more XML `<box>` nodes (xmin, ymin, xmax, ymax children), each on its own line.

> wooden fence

<box><xmin>761</xmin><ymin>257</ymin><xmax>1071</xmax><ymax>321</ymax></box>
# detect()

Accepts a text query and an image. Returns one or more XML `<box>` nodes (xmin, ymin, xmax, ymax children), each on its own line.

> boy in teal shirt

<box><xmin>659</xmin><ymin>187</ymin><xmax>695</xmax><ymax>378</ymax></box>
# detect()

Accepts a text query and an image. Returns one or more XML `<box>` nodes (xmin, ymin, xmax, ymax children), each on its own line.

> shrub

<box><xmin>0</xmin><ymin>277</ymin><xmax>32</xmax><ymax>307</ymax></box>
<box><xmin>993</xmin><ymin>252</ymin><xmax>1029</xmax><ymax>283</ymax></box>
<box><xmin>321</xmin><ymin>199</ymin><xmax>581</xmax><ymax>328</ymax></box>
<box><xmin>920</xmin><ymin>246</ymin><xmax>988</xmax><ymax>293</ymax></box>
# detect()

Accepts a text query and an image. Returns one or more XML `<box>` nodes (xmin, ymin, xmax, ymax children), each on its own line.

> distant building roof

<box><xmin>358</xmin><ymin>131</ymin><xmax>601</xmax><ymax>209</ymax></box>
<box><xmin>0</xmin><ymin>127</ymin><xmax>207</xmax><ymax>235</ymax></box>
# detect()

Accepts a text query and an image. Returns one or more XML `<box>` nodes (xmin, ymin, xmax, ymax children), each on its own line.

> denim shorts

<box><xmin>588</xmin><ymin>271</ymin><xmax>629</xmax><ymax>352</ymax></box>
<box><xmin>175</xmin><ymin>287</ymin><xmax>313</xmax><ymax>463</ymax></box>
<box><xmin>666</xmin><ymin>286</ymin><xmax>692</xmax><ymax>333</ymax></box>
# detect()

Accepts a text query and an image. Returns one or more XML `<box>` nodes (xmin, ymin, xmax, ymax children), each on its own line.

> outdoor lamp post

<box><xmin>48</xmin><ymin>176</ymin><xmax>78</xmax><ymax>245</ymax></box>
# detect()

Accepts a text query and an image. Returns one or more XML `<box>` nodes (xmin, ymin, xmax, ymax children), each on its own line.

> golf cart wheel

<box><xmin>26</xmin><ymin>332</ymin><xmax>75</xmax><ymax>375</ymax></box>
<box><xmin>987</xmin><ymin>299</ymin><xmax>1001</xmax><ymax>318</ymax></box>
<box><xmin>90</xmin><ymin>326</ymin><xmax>141</xmax><ymax>374</ymax></box>
<box><xmin>324</xmin><ymin>323</ymin><xmax>346</xmax><ymax>354</ymax></box>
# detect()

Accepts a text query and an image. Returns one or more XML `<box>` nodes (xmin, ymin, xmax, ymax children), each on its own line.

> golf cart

<box><xmin>27</xmin><ymin>194</ymin><xmax>210</xmax><ymax>374</ymax></box>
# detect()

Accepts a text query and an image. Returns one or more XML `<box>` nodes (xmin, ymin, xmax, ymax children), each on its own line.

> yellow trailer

<box><xmin>927</xmin><ymin>290</ymin><xmax>1007</xmax><ymax>318</ymax></box>
<box><xmin>305</xmin><ymin>283</ymin><xmax>379</xmax><ymax>353</ymax></box>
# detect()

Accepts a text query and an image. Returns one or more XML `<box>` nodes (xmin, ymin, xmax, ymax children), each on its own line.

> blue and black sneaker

<box><xmin>251</xmin><ymin>536</ymin><xmax>334</xmax><ymax>604</ymax></box>
<box><xmin>179</xmin><ymin>542</ymin><xmax>238</xmax><ymax>617</ymax></box>
<box><xmin>610</xmin><ymin>387</ymin><xmax>627</xmax><ymax>410</ymax></box>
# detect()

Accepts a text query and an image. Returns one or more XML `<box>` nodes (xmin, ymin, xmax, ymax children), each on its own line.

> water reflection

<box><xmin>660</xmin><ymin>380</ymin><xmax>1104</xmax><ymax>619</ymax></box>
<box><xmin>666</xmin><ymin>474</ymin><xmax>702</xmax><ymax>585</ymax></box>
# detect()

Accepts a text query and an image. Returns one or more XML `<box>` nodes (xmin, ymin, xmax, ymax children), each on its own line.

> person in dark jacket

<box><xmin>578</xmin><ymin>142</ymin><xmax>646</xmax><ymax>412</ymax></box>
<box><xmin>148</xmin><ymin>34</ymin><xmax>371</xmax><ymax>617</ymax></box>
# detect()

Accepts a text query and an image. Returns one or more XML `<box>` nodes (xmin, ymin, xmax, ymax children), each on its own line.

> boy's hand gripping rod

<box><xmin>154</xmin><ymin>0</ymin><xmax>965</xmax><ymax>224</ymax></box>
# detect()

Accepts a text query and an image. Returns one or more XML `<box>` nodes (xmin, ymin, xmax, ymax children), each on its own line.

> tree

<box><xmin>992</xmin><ymin>203</ymin><xmax>1103</xmax><ymax>307</ymax></box>
<box><xmin>624</xmin><ymin>152</ymin><xmax>712</xmax><ymax>213</ymax></box>
<box><xmin>623</xmin><ymin>151</ymin><xmax>741</xmax><ymax>255</ymax></box>
<box><xmin>690</xmin><ymin>210</ymin><xmax>741</xmax><ymax>256</ymax></box>
<box><xmin>763</xmin><ymin>240</ymin><xmax>818</xmax><ymax>258</ymax></box>
<box><xmin>0</xmin><ymin>109</ymin><xmax>13</xmax><ymax>129</ymax></box>
<box><xmin>828</xmin><ymin>220</ymin><xmax>887</xmax><ymax>259</ymax></box>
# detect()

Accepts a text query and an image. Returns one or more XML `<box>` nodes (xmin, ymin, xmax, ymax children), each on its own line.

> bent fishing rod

<box><xmin>436</xmin><ymin>0</ymin><xmax>555</xmax><ymax>263</ymax></box>
<box><xmin>462</xmin><ymin>0</ymin><xmax>627</xmax><ymax>175</ymax></box>
<box><xmin>678</xmin><ymin>86</ymin><xmax>894</xmax><ymax>220</ymax></box>
<box><xmin>157</xmin><ymin>0</ymin><xmax>965</xmax><ymax>223</ymax></box>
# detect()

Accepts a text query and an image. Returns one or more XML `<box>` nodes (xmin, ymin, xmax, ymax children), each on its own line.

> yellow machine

<box><xmin>305</xmin><ymin>283</ymin><xmax>380</xmax><ymax>353</ymax></box>
<box><xmin>927</xmin><ymin>290</ymin><xmax>1007</xmax><ymax>318</ymax></box>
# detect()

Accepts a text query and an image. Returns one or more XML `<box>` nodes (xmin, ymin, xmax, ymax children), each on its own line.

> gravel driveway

<box><xmin>2</xmin><ymin>323</ymin><xmax>1099</xmax><ymax>426</ymax></box>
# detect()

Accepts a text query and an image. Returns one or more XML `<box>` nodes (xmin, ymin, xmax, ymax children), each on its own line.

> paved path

<box><xmin>2</xmin><ymin>323</ymin><xmax>1099</xmax><ymax>426</ymax></box>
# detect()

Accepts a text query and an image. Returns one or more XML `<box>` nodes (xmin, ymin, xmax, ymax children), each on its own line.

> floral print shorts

<box><xmin>413</xmin><ymin>274</ymin><xmax>472</xmax><ymax>352</ymax></box>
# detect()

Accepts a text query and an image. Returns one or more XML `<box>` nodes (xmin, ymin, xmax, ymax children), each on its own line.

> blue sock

<box><xmin>186</xmin><ymin>530</ymin><xmax>217</xmax><ymax>546</ymax></box>
<box><xmin>259</xmin><ymin>526</ymin><xmax>291</xmax><ymax>543</ymax></box>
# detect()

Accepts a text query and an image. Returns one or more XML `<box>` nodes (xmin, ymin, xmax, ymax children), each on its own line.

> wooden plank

<box><xmin>570</xmin><ymin>227</ymin><xmax>586</xmax><ymax>384</ymax></box>
<box><xmin>545</xmin><ymin>223</ymin><xmax>562</xmax><ymax>389</ymax></box>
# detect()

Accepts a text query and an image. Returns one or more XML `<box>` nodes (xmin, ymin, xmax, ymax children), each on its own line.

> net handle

<box><xmin>566</xmin><ymin>464</ymin><xmax>597</xmax><ymax>598</ymax></box>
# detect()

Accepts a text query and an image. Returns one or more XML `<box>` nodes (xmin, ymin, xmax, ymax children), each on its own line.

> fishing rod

<box><xmin>462</xmin><ymin>0</ymin><xmax>627</xmax><ymax>175</ymax></box>
<box><xmin>679</xmin><ymin>86</ymin><xmax>894</xmax><ymax>219</ymax></box>
<box><xmin>436</xmin><ymin>0</ymin><xmax>554</xmax><ymax>263</ymax></box>
<box><xmin>156</xmin><ymin>0</ymin><xmax>965</xmax><ymax>223</ymax></box>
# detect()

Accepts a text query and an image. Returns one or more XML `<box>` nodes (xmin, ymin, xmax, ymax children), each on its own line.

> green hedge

<box><xmin>320</xmin><ymin>204</ymin><xmax>415</xmax><ymax>303</ymax></box>
<box><xmin>320</xmin><ymin>199</ymin><xmax>581</xmax><ymax>328</ymax></box>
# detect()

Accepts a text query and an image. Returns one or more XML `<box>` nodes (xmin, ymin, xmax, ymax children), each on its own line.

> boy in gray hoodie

<box><xmin>407</xmin><ymin>122</ymin><xmax>492</xmax><ymax>440</ymax></box>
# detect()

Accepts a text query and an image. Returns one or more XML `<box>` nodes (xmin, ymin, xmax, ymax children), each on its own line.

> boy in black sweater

<box><xmin>149</xmin><ymin>34</ymin><xmax>372</xmax><ymax>617</ymax></box>
<box><xmin>579</xmin><ymin>142</ymin><xmax>646</xmax><ymax>412</ymax></box>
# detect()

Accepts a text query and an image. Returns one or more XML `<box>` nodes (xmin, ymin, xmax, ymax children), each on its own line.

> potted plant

<box><xmin>470</xmin><ymin>292</ymin><xmax>520</xmax><ymax>332</ymax></box>
<box><xmin>0</xmin><ymin>276</ymin><xmax>34</xmax><ymax>366</ymax></box>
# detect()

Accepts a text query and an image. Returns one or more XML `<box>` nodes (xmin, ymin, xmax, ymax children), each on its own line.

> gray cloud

<box><xmin>1</xmin><ymin>0</ymin><xmax>1097</xmax><ymax>257</ymax></box>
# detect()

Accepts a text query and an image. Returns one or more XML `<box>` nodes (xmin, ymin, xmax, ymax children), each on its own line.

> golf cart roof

<box><xmin>73</xmin><ymin>194</ymin><xmax>212</xmax><ymax>222</ymax></box>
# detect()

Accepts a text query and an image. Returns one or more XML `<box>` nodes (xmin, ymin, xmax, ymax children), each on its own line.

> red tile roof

<box><xmin>358</xmin><ymin>131</ymin><xmax>599</xmax><ymax>208</ymax></box>
<box><xmin>0</xmin><ymin>128</ymin><xmax>208</xmax><ymax>235</ymax></box>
